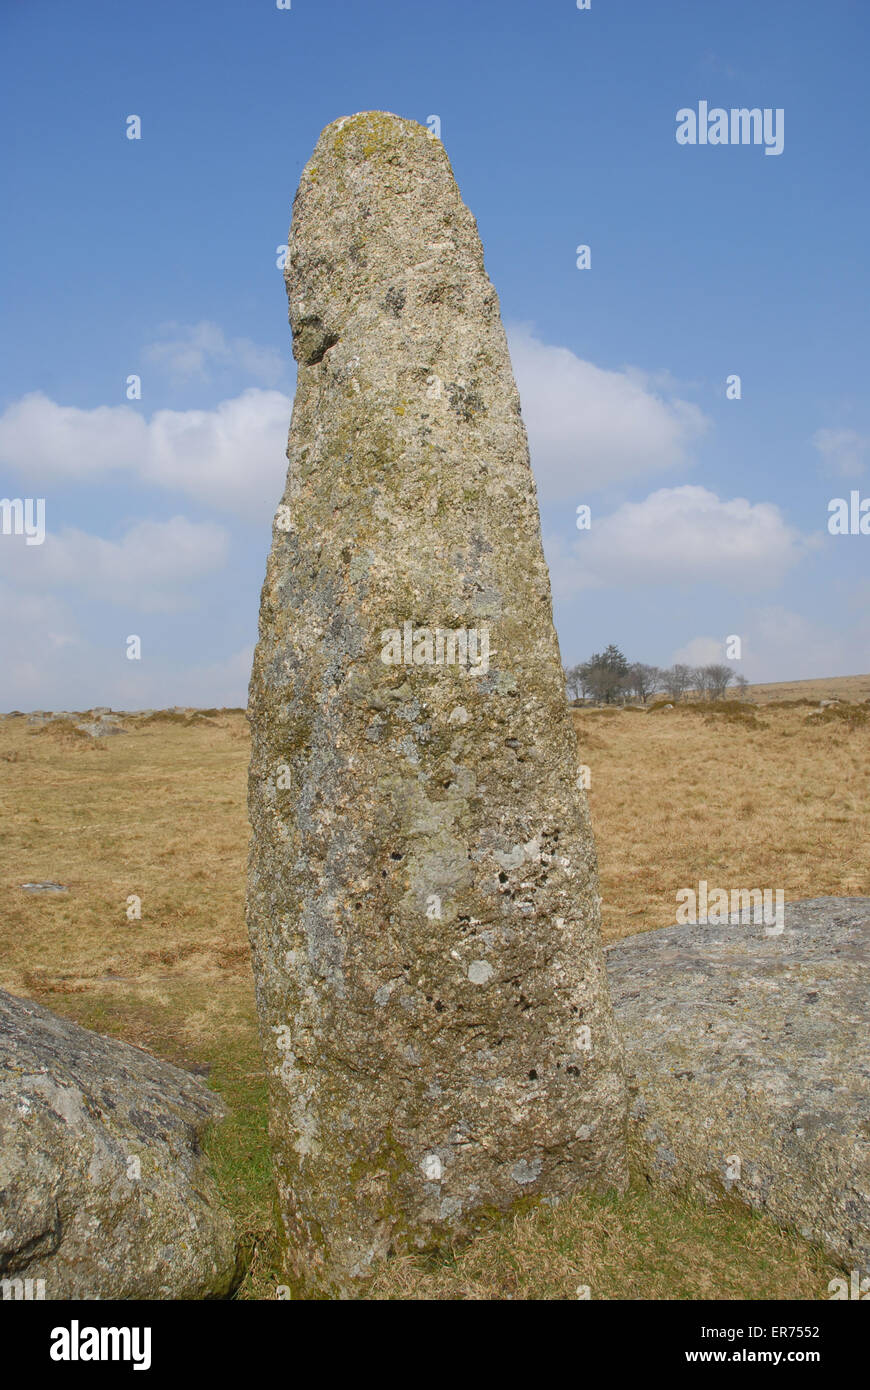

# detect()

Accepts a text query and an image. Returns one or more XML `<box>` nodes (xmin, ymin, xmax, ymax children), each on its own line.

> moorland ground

<box><xmin>1</xmin><ymin>675</ymin><xmax>867</xmax><ymax>1298</ymax></box>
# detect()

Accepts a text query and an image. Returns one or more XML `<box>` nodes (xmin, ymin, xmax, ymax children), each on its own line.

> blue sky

<box><xmin>1</xmin><ymin>0</ymin><xmax>868</xmax><ymax>708</ymax></box>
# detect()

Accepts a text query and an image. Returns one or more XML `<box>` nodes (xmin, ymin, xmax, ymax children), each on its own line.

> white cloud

<box><xmin>507</xmin><ymin>324</ymin><xmax>708</xmax><ymax>499</ymax></box>
<box><xmin>142</xmin><ymin>390</ymin><xmax>291</xmax><ymax>515</ymax></box>
<box><xmin>0</xmin><ymin>516</ymin><xmax>229</xmax><ymax>611</ymax></box>
<box><xmin>144</xmin><ymin>320</ymin><xmax>288</xmax><ymax>387</ymax></box>
<box><xmin>813</xmin><ymin>428</ymin><xmax>869</xmax><ymax>478</ymax></box>
<box><xmin>0</xmin><ymin>389</ymin><xmax>292</xmax><ymax>519</ymax></box>
<box><xmin>544</xmin><ymin>485</ymin><xmax>808</xmax><ymax>596</ymax></box>
<box><xmin>671</xmin><ymin>635</ymin><xmax>732</xmax><ymax>667</ymax></box>
<box><xmin>0</xmin><ymin>394</ymin><xmax>149</xmax><ymax>480</ymax></box>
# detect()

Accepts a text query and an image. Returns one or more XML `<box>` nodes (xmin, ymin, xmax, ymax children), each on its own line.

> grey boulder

<box><xmin>607</xmin><ymin>897</ymin><xmax>870</xmax><ymax>1269</ymax></box>
<box><xmin>0</xmin><ymin>989</ymin><xmax>241</xmax><ymax>1299</ymax></box>
<box><xmin>74</xmin><ymin>720</ymin><xmax>127</xmax><ymax>738</ymax></box>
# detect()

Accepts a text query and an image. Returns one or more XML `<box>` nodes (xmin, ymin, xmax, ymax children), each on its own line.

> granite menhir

<box><xmin>247</xmin><ymin>111</ymin><xmax>628</xmax><ymax>1297</ymax></box>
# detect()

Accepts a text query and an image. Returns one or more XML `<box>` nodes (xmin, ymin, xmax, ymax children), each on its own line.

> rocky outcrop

<box><xmin>0</xmin><ymin>988</ymin><xmax>241</xmax><ymax>1299</ymax></box>
<box><xmin>607</xmin><ymin>897</ymin><xmax>870</xmax><ymax>1268</ymax></box>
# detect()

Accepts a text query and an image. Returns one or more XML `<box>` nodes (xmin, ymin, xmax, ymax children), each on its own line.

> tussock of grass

<box><xmin>763</xmin><ymin>698</ymin><xmax>819</xmax><ymax>710</ymax></box>
<box><xmin>30</xmin><ymin>718</ymin><xmax>108</xmax><ymax>748</ymax></box>
<box><xmin>202</xmin><ymin>1038</ymin><xmax>276</xmax><ymax>1298</ymax></box>
<box><xmin>805</xmin><ymin>704</ymin><xmax>868</xmax><ymax>729</ymax></box>
<box><xmin>367</xmin><ymin>1175</ymin><xmax>838</xmax><ymax>1301</ymax></box>
<box><xmin>134</xmin><ymin>710</ymin><xmax>220</xmax><ymax>727</ymax></box>
<box><xmin>697</xmin><ymin>698</ymin><xmax>757</xmax><ymax>714</ymax></box>
<box><xmin>700</xmin><ymin>701</ymin><xmax>766</xmax><ymax>729</ymax></box>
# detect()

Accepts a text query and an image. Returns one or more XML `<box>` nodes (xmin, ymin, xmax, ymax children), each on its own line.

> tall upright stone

<box><xmin>247</xmin><ymin>111</ymin><xmax>628</xmax><ymax>1297</ymax></box>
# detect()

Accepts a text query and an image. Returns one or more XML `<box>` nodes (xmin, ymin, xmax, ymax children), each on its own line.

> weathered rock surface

<box><xmin>247</xmin><ymin>111</ymin><xmax>628</xmax><ymax>1296</ymax></box>
<box><xmin>0</xmin><ymin>988</ymin><xmax>240</xmax><ymax>1299</ymax></box>
<box><xmin>74</xmin><ymin>719</ymin><xmax>127</xmax><ymax>739</ymax></box>
<box><xmin>607</xmin><ymin>897</ymin><xmax>870</xmax><ymax>1268</ymax></box>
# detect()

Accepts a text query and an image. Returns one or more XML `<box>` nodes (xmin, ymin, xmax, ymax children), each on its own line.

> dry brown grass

<box><xmin>572</xmin><ymin>698</ymin><xmax>870</xmax><ymax>943</ymax></box>
<box><xmin>1</xmin><ymin>680</ymin><xmax>866</xmax><ymax>1299</ymax></box>
<box><xmin>744</xmin><ymin>672</ymin><xmax>870</xmax><ymax>704</ymax></box>
<box><xmin>368</xmin><ymin>1180</ymin><xmax>835</xmax><ymax>1301</ymax></box>
<box><xmin>0</xmin><ymin>711</ymin><xmax>254</xmax><ymax>1064</ymax></box>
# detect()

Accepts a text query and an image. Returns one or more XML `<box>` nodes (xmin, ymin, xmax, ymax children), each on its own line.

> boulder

<box><xmin>607</xmin><ymin>897</ymin><xmax>870</xmax><ymax>1268</ymax></box>
<box><xmin>0</xmin><ymin>988</ymin><xmax>241</xmax><ymax>1299</ymax></box>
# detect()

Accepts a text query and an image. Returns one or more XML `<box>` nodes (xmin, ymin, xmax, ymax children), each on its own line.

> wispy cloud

<box><xmin>0</xmin><ymin>516</ymin><xmax>230</xmax><ymax>611</ymax></box>
<box><xmin>143</xmin><ymin>320</ymin><xmax>288</xmax><ymax>388</ymax></box>
<box><xmin>813</xmin><ymin>427</ymin><xmax>869</xmax><ymax>479</ymax></box>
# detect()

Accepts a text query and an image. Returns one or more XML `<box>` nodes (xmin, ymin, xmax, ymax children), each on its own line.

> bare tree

<box><xmin>661</xmin><ymin>664</ymin><xmax>693</xmax><ymax>702</ymax></box>
<box><xmin>627</xmin><ymin>663</ymin><xmax>661</xmax><ymax>704</ymax></box>
<box><xmin>734</xmin><ymin>674</ymin><xmax>751</xmax><ymax>700</ymax></box>
<box><xmin>704</xmin><ymin>664</ymin><xmax>736</xmax><ymax>700</ymax></box>
<box><xmin>691</xmin><ymin>666</ymin><xmax>712</xmax><ymax>700</ymax></box>
<box><xmin>563</xmin><ymin>664</ymin><xmax>586</xmax><ymax>704</ymax></box>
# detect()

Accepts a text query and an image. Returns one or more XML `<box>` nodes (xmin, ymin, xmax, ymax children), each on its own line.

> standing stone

<box><xmin>247</xmin><ymin>111</ymin><xmax>628</xmax><ymax>1297</ymax></box>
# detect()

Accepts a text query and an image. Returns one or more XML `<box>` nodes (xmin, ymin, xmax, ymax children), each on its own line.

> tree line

<box><xmin>563</xmin><ymin>644</ymin><xmax>749</xmax><ymax>705</ymax></box>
